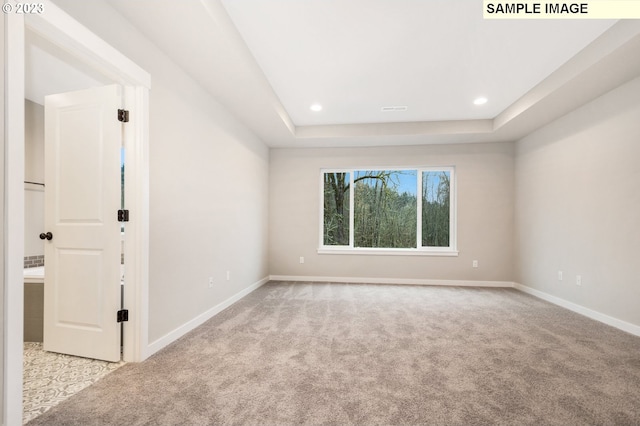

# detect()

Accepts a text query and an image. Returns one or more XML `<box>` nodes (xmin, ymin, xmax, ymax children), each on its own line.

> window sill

<box><xmin>317</xmin><ymin>247</ymin><xmax>459</xmax><ymax>257</ymax></box>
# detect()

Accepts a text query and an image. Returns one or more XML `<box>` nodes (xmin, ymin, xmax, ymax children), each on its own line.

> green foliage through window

<box><xmin>354</xmin><ymin>170</ymin><xmax>416</xmax><ymax>248</ymax></box>
<box><xmin>322</xmin><ymin>168</ymin><xmax>454</xmax><ymax>250</ymax></box>
<box><xmin>422</xmin><ymin>171</ymin><xmax>450</xmax><ymax>247</ymax></box>
<box><xmin>323</xmin><ymin>172</ymin><xmax>350</xmax><ymax>245</ymax></box>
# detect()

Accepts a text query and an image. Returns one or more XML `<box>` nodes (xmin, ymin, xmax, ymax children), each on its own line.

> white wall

<box><xmin>51</xmin><ymin>0</ymin><xmax>270</xmax><ymax>344</ymax></box>
<box><xmin>515</xmin><ymin>75</ymin><xmax>640</xmax><ymax>328</ymax></box>
<box><xmin>24</xmin><ymin>100</ymin><xmax>43</xmax><ymax>184</ymax></box>
<box><xmin>270</xmin><ymin>142</ymin><xmax>515</xmax><ymax>283</ymax></box>
<box><xmin>1</xmin><ymin>12</ymin><xmax>5</xmax><ymax>421</ymax></box>
<box><xmin>24</xmin><ymin>99</ymin><xmax>44</xmax><ymax>258</ymax></box>
<box><xmin>147</xmin><ymin>83</ymin><xmax>269</xmax><ymax>340</ymax></box>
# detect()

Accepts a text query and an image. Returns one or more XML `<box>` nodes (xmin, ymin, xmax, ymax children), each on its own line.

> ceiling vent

<box><xmin>381</xmin><ymin>106</ymin><xmax>407</xmax><ymax>112</ymax></box>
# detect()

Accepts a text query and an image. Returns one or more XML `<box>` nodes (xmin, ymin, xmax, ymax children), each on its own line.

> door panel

<box><xmin>43</xmin><ymin>85</ymin><xmax>123</xmax><ymax>362</ymax></box>
<box><xmin>56</xmin><ymin>250</ymin><xmax>103</xmax><ymax>328</ymax></box>
<box><xmin>57</xmin><ymin>106</ymin><xmax>104</xmax><ymax>222</ymax></box>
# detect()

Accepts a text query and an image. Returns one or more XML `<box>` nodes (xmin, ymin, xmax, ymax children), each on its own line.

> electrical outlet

<box><xmin>226</xmin><ymin>271</ymin><xmax>230</xmax><ymax>281</ymax></box>
<box><xmin>472</xmin><ymin>260</ymin><xmax>478</xmax><ymax>268</ymax></box>
<box><xmin>208</xmin><ymin>277</ymin><xmax>214</xmax><ymax>288</ymax></box>
<box><xmin>300</xmin><ymin>256</ymin><xmax>305</xmax><ymax>264</ymax></box>
<box><xmin>576</xmin><ymin>275</ymin><xmax>582</xmax><ymax>286</ymax></box>
<box><xmin>558</xmin><ymin>271</ymin><xmax>563</xmax><ymax>281</ymax></box>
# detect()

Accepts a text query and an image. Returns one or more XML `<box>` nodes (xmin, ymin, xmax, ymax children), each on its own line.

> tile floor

<box><xmin>23</xmin><ymin>343</ymin><xmax>125</xmax><ymax>424</ymax></box>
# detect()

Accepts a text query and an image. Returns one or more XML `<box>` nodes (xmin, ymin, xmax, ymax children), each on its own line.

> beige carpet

<box><xmin>28</xmin><ymin>281</ymin><xmax>640</xmax><ymax>425</ymax></box>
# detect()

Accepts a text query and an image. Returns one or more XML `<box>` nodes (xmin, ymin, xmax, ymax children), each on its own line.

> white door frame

<box><xmin>4</xmin><ymin>2</ymin><xmax>150</xmax><ymax>424</ymax></box>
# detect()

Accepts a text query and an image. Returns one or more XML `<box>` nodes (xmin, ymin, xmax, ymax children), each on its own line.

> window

<box><xmin>320</xmin><ymin>167</ymin><xmax>456</xmax><ymax>255</ymax></box>
<box><xmin>422</xmin><ymin>170</ymin><xmax>451</xmax><ymax>248</ymax></box>
<box><xmin>323</xmin><ymin>172</ymin><xmax>350</xmax><ymax>246</ymax></box>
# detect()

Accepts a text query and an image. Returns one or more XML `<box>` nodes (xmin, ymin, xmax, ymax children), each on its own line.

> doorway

<box><xmin>4</xmin><ymin>5</ymin><xmax>151</xmax><ymax>425</ymax></box>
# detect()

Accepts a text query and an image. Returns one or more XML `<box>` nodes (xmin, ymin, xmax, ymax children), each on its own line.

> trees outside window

<box><xmin>323</xmin><ymin>172</ymin><xmax>350</xmax><ymax>246</ymax></box>
<box><xmin>422</xmin><ymin>171</ymin><xmax>450</xmax><ymax>248</ymax></box>
<box><xmin>354</xmin><ymin>170</ymin><xmax>416</xmax><ymax>248</ymax></box>
<box><xmin>321</xmin><ymin>167</ymin><xmax>455</xmax><ymax>253</ymax></box>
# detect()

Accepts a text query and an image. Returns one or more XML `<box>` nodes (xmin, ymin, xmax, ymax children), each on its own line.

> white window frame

<box><xmin>318</xmin><ymin>166</ymin><xmax>458</xmax><ymax>256</ymax></box>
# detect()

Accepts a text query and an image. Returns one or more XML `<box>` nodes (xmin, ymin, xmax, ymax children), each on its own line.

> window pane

<box><xmin>354</xmin><ymin>170</ymin><xmax>417</xmax><ymax>248</ymax></box>
<box><xmin>323</xmin><ymin>172</ymin><xmax>350</xmax><ymax>246</ymax></box>
<box><xmin>422</xmin><ymin>171</ymin><xmax>450</xmax><ymax>247</ymax></box>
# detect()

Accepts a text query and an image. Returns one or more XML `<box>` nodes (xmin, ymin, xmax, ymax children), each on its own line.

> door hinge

<box><xmin>118</xmin><ymin>109</ymin><xmax>129</xmax><ymax>123</ymax></box>
<box><xmin>118</xmin><ymin>209</ymin><xmax>130</xmax><ymax>222</ymax></box>
<box><xmin>117</xmin><ymin>309</ymin><xmax>129</xmax><ymax>323</ymax></box>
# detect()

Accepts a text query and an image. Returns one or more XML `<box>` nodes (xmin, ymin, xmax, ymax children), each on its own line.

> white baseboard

<box><xmin>269</xmin><ymin>275</ymin><xmax>514</xmax><ymax>288</ymax></box>
<box><xmin>145</xmin><ymin>276</ymin><xmax>270</xmax><ymax>358</ymax></box>
<box><xmin>514</xmin><ymin>282</ymin><xmax>640</xmax><ymax>337</ymax></box>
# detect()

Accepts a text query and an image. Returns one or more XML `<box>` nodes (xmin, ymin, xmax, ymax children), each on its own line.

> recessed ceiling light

<box><xmin>381</xmin><ymin>106</ymin><xmax>408</xmax><ymax>112</ymax></box>
<box><xmin>310</xmin><ymin>103</ymin><xmax>323</xmax><ymax>112</ymax></box>
<box><xmin>473</xmin><ymin>97</ymin><xmax>488</xmax><ymax>106</ymax></box>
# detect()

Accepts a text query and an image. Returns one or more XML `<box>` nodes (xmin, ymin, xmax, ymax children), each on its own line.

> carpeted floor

<box><xmin>27</xmin><ymin>281</ymin><xmax>640</xmax><ymax>425</ymax></box>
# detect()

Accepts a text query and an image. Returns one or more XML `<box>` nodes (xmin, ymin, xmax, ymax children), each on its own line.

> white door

<box><xmin>43</xmin><ymin>85</ymin><xmax>124</xmax><ymax>362</ymax></box>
